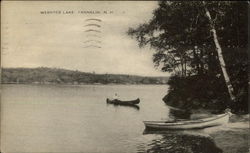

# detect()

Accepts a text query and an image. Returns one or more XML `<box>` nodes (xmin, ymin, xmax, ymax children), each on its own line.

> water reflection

<box><xmin>106</xmin><ymin>103</ymin><xmax>140</xmax><ymax>110</ymax></box>
<box><xmin>139</xmin><ymin>130</ymin><xmax>222</xmax><ymax>153</ymax></box>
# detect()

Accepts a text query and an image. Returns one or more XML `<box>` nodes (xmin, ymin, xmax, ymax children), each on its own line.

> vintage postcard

<box><xmin>1</xmin><ymin>1</ymin><xmax>249</xmax><ymax>153</ymax></box>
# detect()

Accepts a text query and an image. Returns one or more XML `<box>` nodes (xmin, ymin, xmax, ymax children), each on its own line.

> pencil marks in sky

<box><xmin>83</xmin><ymin>45</ymin><xmax>101</xmax><ymax>48</ymax></box>
<box><xmin>85</xmin><ymin>18</ymin><xmax>102</xmax><ymax>22</ymax></box>
<box><xmin>83</xmin><ymin>40</ymin><xmax>101</xmax><ymax>43</ymax></box>
<box><xmin>86</xmin><ymin>34</ymin><xmax>101</xmax><ymax>38</ymax></box>
<box><xmin>83</xmin><ymin>18</ymin><xmax>102</xmax><ymax>49</ymax></box>
<box><xmin>84</xmin><ymin>24</ymin><xmax>101</xmax><ymax>28</ymax></box>
<box><xmin>84</xmin><ymin>29</ymin><xmax>101</xmax><ymax>33</ymax></box>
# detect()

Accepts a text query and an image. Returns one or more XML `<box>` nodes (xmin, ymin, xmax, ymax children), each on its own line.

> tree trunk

<box><xmin>200</xmin><ymin>47</ymin><xmax>204</xmax><ymax>74</ymax></box>
<box><xmin>203</xmin><ymin>1</ymin><xmax>236</xmax><ymax>101</ymax></box>
<box><xmin>193</xmin><ymin>46</ymin><xmax>200</xmax><ymax>74</ymax></box>
<box><xmin>181</xmin><ymin>55</ymin><xmax>184</xmax><ymax>77</ymax></box>
<box><xmin>184</xmin><ymin>57</ymin><xmax>187</xmax><ymax>77</ymax></box>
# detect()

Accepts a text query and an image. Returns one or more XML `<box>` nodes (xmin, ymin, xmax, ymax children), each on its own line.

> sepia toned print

<box><xmin>1</xmin><ymin>1</ymin><xmax>249</xmax><ymax>153</ymax></box>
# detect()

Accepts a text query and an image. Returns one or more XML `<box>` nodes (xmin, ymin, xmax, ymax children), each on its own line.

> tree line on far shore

<box><xmin>1</xmin><ymin>67</ymin><xmax>169</xmax><ymax>85</ymax></box>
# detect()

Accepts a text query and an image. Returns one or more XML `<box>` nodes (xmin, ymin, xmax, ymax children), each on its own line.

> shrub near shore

<box><xmin>163</xmin><ymin>74</ymin><xmax>248</xmax><ymax>114</ymax></box>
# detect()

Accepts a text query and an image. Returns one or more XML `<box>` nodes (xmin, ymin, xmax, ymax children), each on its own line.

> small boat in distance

<box><xmin>106</xmin><ymin>98</ymin><xmax>140</xmax><ymax>106</ymax></box>
<box><xmin>107</xmin><ymin>103</ymin><xmax>140</xmax><ymax>110</ymax></box>
<box><xmin>143</xmin><ymin>111</ymin><xmax>231</xmax><ymax>130</ymax></box>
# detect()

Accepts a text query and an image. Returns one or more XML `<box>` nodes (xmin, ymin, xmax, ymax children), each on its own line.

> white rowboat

<box><xmin>143</xmin><ymin>112</ymin><xmax>230</xmax><ymax>130</ymax></box>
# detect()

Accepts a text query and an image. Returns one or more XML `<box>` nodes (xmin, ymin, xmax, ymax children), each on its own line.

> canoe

<box><xmin>107</xmin><ymin>103</ymin><xmax>140</xmax><ymax>110</ymax></box>
<box><xmin>106</xmin><ymin>98</ymin><xmax>140</xmax><ymax>105</ymax></box>
<box><xmin>143</xmin><ymin>112</ymin><xmax>230</xmax><ymax>130</ymax></box>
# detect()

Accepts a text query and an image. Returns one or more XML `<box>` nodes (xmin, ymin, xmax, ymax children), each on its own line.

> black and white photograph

<box><xmin>0</xmin><ymin>1</ymin><xmax>249</xmax><ymax>153</ymax></box>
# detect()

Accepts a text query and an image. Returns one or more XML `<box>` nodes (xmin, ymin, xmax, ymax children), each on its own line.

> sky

<box><xmin>1</xmin><ymin>1</ymin><xmax>168</xmax><ymax>76</ymax></box>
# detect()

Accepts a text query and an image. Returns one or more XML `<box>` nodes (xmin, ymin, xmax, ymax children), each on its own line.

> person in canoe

<box><xmin>112</xmin><ymin>93</ymin><xmax>119</xmax><ymax>100</ymax></box>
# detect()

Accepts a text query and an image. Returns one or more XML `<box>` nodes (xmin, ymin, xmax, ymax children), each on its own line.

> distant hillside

<box><xmin>1</xmin><ymin>67</ymin><xmax>169</xmax><ymax>85</ymax></box>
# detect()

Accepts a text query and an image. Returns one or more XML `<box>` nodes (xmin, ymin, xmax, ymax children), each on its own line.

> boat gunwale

<box><xmin>106</xmin><ymin>98</ymin><xmax>140</xmax><ymax>105</ymax></box>
<box><xmin>143</xmin><ymin>113</ymin><xmax>229</xmax><ymax>126</ymax></box>
<box><xmin>115</xmin><ymin>98</ymin><xmax>140</xmax><ymax>103</ymax></box>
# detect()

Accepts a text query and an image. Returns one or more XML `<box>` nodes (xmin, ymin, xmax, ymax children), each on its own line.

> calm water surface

<box><xmin>1</xmin><ymin>84</ymin><xmax>221</xmax><ymax>153</ymax></box>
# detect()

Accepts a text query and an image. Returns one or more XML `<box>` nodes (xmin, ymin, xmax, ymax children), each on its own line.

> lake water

<box><xmin>1</xmin><ymin>84</ymin><xmax>222</xmax><ymax>153</ymax></box>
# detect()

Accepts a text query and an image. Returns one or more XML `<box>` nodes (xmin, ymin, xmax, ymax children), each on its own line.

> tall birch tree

<box><xmin>202</xmin><ymin>1</ymin><xmax>236</xmax><ymax>101</ymax></box>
